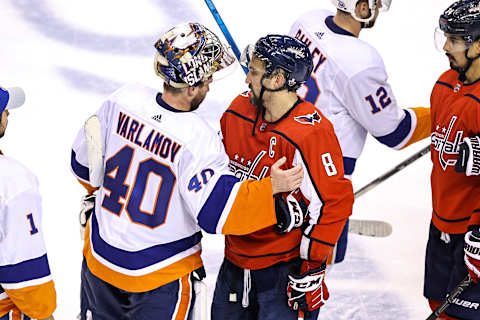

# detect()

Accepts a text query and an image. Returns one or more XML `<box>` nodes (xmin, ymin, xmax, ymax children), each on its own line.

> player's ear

<box><xmin>355</xmin><ymin>0</ymin><xmax>370</xmax><ymax>19</ymax></box>
<box><xmin>275</xmin><ymin>71</ymin><xmax>287</xmax><ymax>90</ymax></box>
<box><xmin>187</xmin><ymin>86</ymin><xmax>197</xmax><ymax>98</ymax></box>
<box><xmin>472</xmin><ymin>39</ymin><xmax>480</xmax><ymax>55</ymax></box>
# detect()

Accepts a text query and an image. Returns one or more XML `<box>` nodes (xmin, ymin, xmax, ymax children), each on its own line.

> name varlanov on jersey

<box><xmin>431</xmin><ymin>115</ymin><xmax>464</xmax><ymax>170</ymax></box>
<box><xmin>117</xmin><ymin>111</ymin><xmax>182</xmax><ymax>163</ymax></box>
<box><xmin>228</xmin><ymin>150</ymin><xmax>269</xmax><ymax>181</ymax></box>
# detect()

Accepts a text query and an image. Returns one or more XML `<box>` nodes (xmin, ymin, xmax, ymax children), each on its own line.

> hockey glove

<box><xmin>455</xmin><ymin>136</ymin><xmax>480</xmax><ymax>176</ymax></box>
<box><xmin>79</xmin><ymin>194</ymin><xmax>95</xmax><ymax>240</ymax></box>
<box><xmin>274</xmin><ymin>191</ymin><xmax>308</xmax><ymax>234</ymax></box>
<box><xmin>464</xmin><ymin>229</ymin><xmax>480</xmax><ymax>283</ymax></box>
<box><xmin>287</xmin><ymin>261</ymin><xmax>329</xmax><ymax>313</ymax></box>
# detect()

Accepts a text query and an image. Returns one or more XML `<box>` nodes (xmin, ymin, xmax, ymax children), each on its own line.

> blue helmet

<box><xmin>253</xmin><ymin>35</ymin><xmax>313</xmax><ymax>91</ymax></box>
<box><xmin>440</xmin><ymin>0</ymin><xmax>480</xmax><ymax>45</ymax></box>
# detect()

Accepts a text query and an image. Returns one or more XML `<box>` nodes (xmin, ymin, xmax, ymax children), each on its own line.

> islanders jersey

<box><xmin>430</xmin><ymin>70</ymin><xmax>480</xmax><ymax>234</ymax></box>
<box><xmin>290</xmin><ymin>10</ymin><xmax>430</xmax><ymax>177</ymax></box>
<box><xmin>0</xmin><ymin>154</ymin><xmax>56</xmax><ymax>319</ymax></box>
<box><xmin>221</xmin><ymin>93</ymin><xmax>354</xmax><ymax>269</ymax></box>
<box><xmin>70</xmin><ymin>83</ymin><xmax>277</xmax><ymax>292</ymax></box>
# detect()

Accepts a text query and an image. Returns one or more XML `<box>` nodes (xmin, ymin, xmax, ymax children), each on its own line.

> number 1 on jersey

<box><xmin>26</xmin><ymin>213</ymin><xmax>39</xmax><ymax>235</ymax></box>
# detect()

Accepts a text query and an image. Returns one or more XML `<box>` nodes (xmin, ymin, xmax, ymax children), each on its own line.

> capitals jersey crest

<box><xmin>294</xmin><ymin>110</ymin><xmax>321</xmax><ymax>125</ymax></box>
<box><xmin>430</xmin><ymin>69</ymin><xmax>480</xmax><ymax>234</ymax></box>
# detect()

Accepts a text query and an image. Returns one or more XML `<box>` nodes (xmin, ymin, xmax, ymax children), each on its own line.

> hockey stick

<box><xmin>203</xmin><ymin>0</ymin><xmax>413</xmax><ymax>238</ymax></box>
<box><xmin>347</xmin><ymin>145</ymin><xmax>430</xmax><ymax>237</ymax></box>
<box><xmin>84</xmin><ymin>115</ymin><xmax>104</xmax><ymax>188</ymax></box>
<box><xmin>426</xmin><ymin>274</ymin><xmax>473</xmax><ymax>320</ymax></box>
<box><xmin>204</xmin><ymin>0</ymin><xmax>248</xmax><ymax>73</ymax></box>
<box><xmin>354</xmin><ymin>144</ymin><xmax>431</xmax><ymax>199</ymax></box>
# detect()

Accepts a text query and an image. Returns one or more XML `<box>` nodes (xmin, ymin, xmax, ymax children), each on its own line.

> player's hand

<box><xmin>40</xmin><ymin>316</ymin><xmax>55</xmax><ymax>320</ymax></box>
<box><xmin>464</xmin><ymin>229</ymin><xmax>480</xmax><ymax>283</ymax></box>
<box><xmin>455</xmin><ymin>136</ymin><xmax>480</xmax><ymax>176</ymax></box>
<box><xmin>287</xmin><ymin>260</ymin><xmax>329</xmax><ymax>313</ymax></box>
<box><xmin>270</xmin><ymin>157</ymin><xmax>303</xmax><ymax>195</ymax></box>
<box><xmin>79</xmin><ymin>194</ymin><xmax>95</xmax><ymax>240</ymax></box>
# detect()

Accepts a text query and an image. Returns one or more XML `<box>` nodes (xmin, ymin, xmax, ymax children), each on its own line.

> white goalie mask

<box><xmin>330</xmin><ymin>0</ymin><xmax>392</xmax><ymax>23</ymax></box>
<box><xmin>154</xmin><ymin>22</ymin><xmax>236</xmax><ymax>88</ymax></box>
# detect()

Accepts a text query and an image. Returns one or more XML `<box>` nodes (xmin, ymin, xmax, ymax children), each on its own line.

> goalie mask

<box><xmin>330</xmin><ymin>0</ymin><xmax>392</xmax><ymax>24</ymax></box>
<box><xmin>154</xmin><ymin>22</ymin><xmax>235</xmax><ymax>88</ymax></box>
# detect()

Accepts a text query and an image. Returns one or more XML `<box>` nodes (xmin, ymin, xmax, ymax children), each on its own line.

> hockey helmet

<box><xmin>242</xmin><ymin>35</ymin><xmax>313</xmax><ymax>91</ymax></box>
<box><xmin>330</xmin><ymin>0</ymin><xmax>392</xmax><ymax>23</ymax></box>
<box><xmin>435</xmin><ymin>0</ymin><xmax>480</xmax><ymax>52</ymax></box>
<box><xmin>154</xmin><ymin>22</ymin><xmax>235</xmax><ymax>88</ymax></box>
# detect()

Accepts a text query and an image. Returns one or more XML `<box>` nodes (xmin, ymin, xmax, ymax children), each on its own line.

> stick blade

<box><xmin>349</xmin><ymin>219</ymin><xmax>393</xmax><ymax>237</ymax></box>
<box><xmin>84</xmin><ymin>115</ymin><xmax>104</xmax><ymax>188</ymax></box>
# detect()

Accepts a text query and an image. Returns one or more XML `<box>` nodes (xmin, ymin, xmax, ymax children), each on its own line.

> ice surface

<box><xmin>0</xmin><ymin>0</ymin><xmax>456</xmax><ymax>318</ymax></box>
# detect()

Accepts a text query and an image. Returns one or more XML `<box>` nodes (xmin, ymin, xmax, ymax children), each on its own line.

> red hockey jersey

<box><xmin>221</xmin><ymin>92</ymin><xmax>354</xmax><ymax>269</ymax></box>
<box><xmin>430</xmin><ymin>69</ymin><xmax>480</xmax><ymax>234</ymax></box>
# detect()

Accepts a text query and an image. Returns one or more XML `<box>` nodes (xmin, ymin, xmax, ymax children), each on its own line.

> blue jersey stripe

<box><xmin>91</xmin><ymin>213</ymin><xmax>202</xmax><ymax>270</ymax></box>
<box><xmin>197</xmin><ymin>174</ymin><xmax>239</xmax><ymax>234</ymax></box>
<box><xmin>0</xmin><ymin>254</ymin><xmax>51</xmax><ymax>284</ymax></box>
<box><xmin>343</xmin><ymin>157</ymin><xmax>357</xmax><ymax>176</ymax></box>
<box><xmin>71</xmin><ymin>150</ymin><xmax>89</xmax><ymax>181</ymax></box>
<box><xmin>374</xmin><ymin>110</ymin><xmax>412</xmax><ymax>148</ymax></box>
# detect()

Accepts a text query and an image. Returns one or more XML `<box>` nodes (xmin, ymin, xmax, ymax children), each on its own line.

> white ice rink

<box><xmin>0</xmin><ymin>0</ymin><xmax>458</xmax><ymax>319</ymax></box>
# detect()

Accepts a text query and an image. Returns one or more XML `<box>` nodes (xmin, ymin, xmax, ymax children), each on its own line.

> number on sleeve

<box><xmin>26</xmin><ymin>213</ymin><xmax>39</xmax><ymax>235</ymax></box>
<box><xmin>365</xmin><ymin>86</ymin><xmax>392</xmax><ymax>114</ymax></box>
<box><xmin>321</xmin><ymin>153</ymin><xmax>338</xmax><ymax>177</ymax></box>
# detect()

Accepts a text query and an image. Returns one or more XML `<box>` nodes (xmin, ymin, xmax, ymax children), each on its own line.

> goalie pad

<box><xmin>455</xmin><ymin>136</ymin><xmax>480</xmax><ymax>176</ymax></box>
<box><xmin>274</xmin><ymin>191</ymin><xmax>307</xmax><ymax>234</ymax></box>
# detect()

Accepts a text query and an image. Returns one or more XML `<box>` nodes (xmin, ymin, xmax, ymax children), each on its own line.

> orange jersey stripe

<box><xmin>83</xmin><ymin>222</ymin><xmax>203</xmax><ymax>292</ymax></box>
<box><xmin>174</xmin><ymin>274</ymin><xmax>192</xmax><ymax>320</ymax></box>
<box><xmin>222</xmin><ymin>177</ymin><xmax>276</xmax><ymax>235</ymax></box>
<box><xmin>77</xmin><ymin>178</ymin><xmax>98</xmax><ymax>194</ymax></box>
<box><xmin>0</xmin><ymin>299</ymin><xmax>16</xmax><ymax>318</ymax></box>
<box><xmin>3</xmin><ymin>281</ymin><xmax>56</xmax><ymax>319</ymax></box>
<box><xmin>402</xmin><ymin>107</ymin><xmax>431</xmax><ymax>148</ymax></box>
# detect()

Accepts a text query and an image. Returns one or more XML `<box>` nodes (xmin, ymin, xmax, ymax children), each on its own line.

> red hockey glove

<box><xmin>287</xmin><ymin>261</ymin><xmax>329</xmax><ymax>312</ymax></box>
<box><xmin>464</xmin><ymin>229</ymin><xmax>480</xmax><ymax>283</ymax></box>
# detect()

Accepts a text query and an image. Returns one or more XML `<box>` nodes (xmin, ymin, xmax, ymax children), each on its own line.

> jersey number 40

<box><xmin>101</xmin><ymin>145</ymin><xmax>175</xmax><ymax>229</ymax></box>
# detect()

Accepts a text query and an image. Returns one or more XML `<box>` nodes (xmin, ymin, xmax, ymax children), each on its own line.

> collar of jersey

<box><xmin>156</xmin><ymin>92</ymin><xmax>189</xmax><ymax>113</ymax></box>
<box><xmin>261</xmin><ymin>98</ymin><xmax>303</xmax><ymax>125</ymax></box>
<box><xmin>325</xmin><ymin>15</ymin><xmax>355</xmax><ymax>37</ymax></box>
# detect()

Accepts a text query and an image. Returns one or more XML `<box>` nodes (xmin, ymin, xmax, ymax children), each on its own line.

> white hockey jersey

<box><xmin>70</xmin><ymin>83</ymin><xmax>277</xmax><ymax>292</ymax></box>
<box><xmin>0</xmin><ymin>154</ymin><xmax>56</xmax><ymax>318</ymax></box>
<box><xmin>290</xmin><ymin>10</ymin><xmax>430</xmax><ymax>177</ymax></box>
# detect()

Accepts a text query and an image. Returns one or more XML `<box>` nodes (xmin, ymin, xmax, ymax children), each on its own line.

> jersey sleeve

<box><xmin>178</xmin><ymin>130</ymin><xmax>276</xmax><ymax>236</ymax></box>
<box><xmin>71</xmin><ymin>100</ymin><xmax>113</xmax><ymax>193</ymax></box>
<box><xmin>344</xmin><ymin>67</ymin><xmax>430</xmax><ymax>149</ymax></box>
<box><xmin>0</xmin><ymin>188</ymin><xmax>56</xmax><ymax>318</ymax></box>
<box><xmin>295</xmin><ymin>128</ymin><xmax>354</xmax><ymax>263</ymax></box>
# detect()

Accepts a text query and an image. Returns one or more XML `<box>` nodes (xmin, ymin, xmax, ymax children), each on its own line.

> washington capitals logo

<box><xmin>294</xmin><ymin>111</ymin><xmax>321</xmax><ymax>125</ymax></box>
